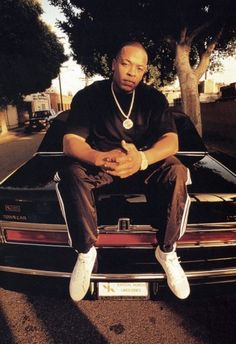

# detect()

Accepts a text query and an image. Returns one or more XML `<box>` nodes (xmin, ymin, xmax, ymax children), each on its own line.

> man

<box><xmin>55</xmin><ymin>41</ymin><xmax>191</xmax><ymax>301</ymax></box>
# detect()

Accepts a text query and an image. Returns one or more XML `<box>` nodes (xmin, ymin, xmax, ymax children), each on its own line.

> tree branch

<box><xmin>210</xmin><ymin>26</ymin><xmax>224</xmax><ymax>45</ymax></box>
<box><xmin>188</xmin><ymin>20</ymin><xmax>214</xmax><ymax>43</ymax></box>
<box><xmin>195</xmin><ymin>27</ymin><xmax>223</xmax><ymax>79</ymax></box>
<box><xmin>179</xmin><ymin>27</ymin><xmax>187</xmax><ymax>44</ymax></box>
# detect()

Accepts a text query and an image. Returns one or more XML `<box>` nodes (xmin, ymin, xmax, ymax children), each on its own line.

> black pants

<box><xmin>55</xmin><ymin>156</ymin><xmax>191</xmax><ymax>253</ymax></box>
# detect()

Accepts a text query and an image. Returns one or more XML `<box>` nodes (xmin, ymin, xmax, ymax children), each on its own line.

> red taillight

<box><xmin>4</xmin><ymin>229</ymin><xmax>69</xmax><ymax>245</ymax></box>
<box><xmin>97</xmin><ymin>233</ymin><xmax>157</xmax><ymax>247</ymax></box>
<box><xmin>3</xmin><ymin>228</ymin><xmax>236</xmax><ymax>247</ymax></box>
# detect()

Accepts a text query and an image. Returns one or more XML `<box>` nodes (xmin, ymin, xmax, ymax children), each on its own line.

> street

<box><xmin>0</xmin><ymin>129</ymin><xmax>236</xmax><ymax>344</ymax></box>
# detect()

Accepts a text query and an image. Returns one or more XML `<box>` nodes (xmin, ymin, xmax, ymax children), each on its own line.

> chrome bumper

<box><xmin>1</xmin><ymin>265</ymin><xmax>236</xmax><ymax>284</ymax></box>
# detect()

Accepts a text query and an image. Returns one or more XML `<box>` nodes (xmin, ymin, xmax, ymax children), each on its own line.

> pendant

<box><xmin>123</xmin><ymin>118</ymin><xmax>133</xmax><ymax>129</ymax></box>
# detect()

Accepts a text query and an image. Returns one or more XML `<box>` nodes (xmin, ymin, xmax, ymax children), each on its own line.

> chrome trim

<box><xmin>185</xmin><ymin>222</ymin><xmax>236</xmax><ymax>232</ymax></box>
<box><xmin>98</xmin><ymin>224</ymin><xmax>156</xmax><ymax>232</ymax></box>
<box><xmin>98</xmin><ymin>222</ymin><xmax>236</xmax><ymax>233</ymax></box>
<box><xmin>98</xmin><ymin>243</ymin><xmax>236</xmax><ymax>249</ymax></box>
<box><xmin>0</xmin><ymin>265</ymin><xmax>236</xmax><ymax>281</ymax></box>
<box><xmin>91</xmin><ymin>268</ymin><xmax>236</xmax><ymax>281</ymax></box>
<box><xmin>35</xmin><ymin>152</ymin><xmax>64</xmax><ymax>156</ymax></box>
<box><xmin>176</xmin><ymin>151</ymin><xmax>208</xmax><ymax>156</ymax></box>
<box><xmin>0</xmin><ymin>221</ymin><xmax>67</xmax><ymax>232</ymax></box>
<box><xmin>35</xmin><ymin>151</ymin><xmax>208</xmax><ymax>157</ymax></box>
<box><xmin>0</xmin><ymin>265</ymin><xmax>70</xmax><ymax>278</ymax></box>
<box><xmin>2</xmin><ymin>220</ymin><xmax>235</xmax><ymax>233</ymax></box>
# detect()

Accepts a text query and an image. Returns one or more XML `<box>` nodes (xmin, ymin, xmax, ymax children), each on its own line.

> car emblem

<box><xmin>5</xmin><ymin>204</ymin><xmax>21</xmax><ymax>213</ymax></box>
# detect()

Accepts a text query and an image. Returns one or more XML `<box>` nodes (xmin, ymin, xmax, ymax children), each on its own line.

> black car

<box><xmin>0</xmin><ymin>110</ymin><xmax>235</xmax><ymax>299</ymax></box>
<box><xmin>24</xmin><ymin>109</ymin><xmax>56</xmax><ymax>133</ymax></box>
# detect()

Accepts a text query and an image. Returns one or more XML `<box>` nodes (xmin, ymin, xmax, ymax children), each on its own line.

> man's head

<box><xmin>112</xmin><ymin>41</ymin><xmax>148</xmax><ymax>93</ymax></box>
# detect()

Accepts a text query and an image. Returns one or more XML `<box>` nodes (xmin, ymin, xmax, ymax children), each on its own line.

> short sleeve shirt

<box><xmin>66</xmin><ymin>79</ymin><xmax>177</xmax><ymax>151</ymax></box>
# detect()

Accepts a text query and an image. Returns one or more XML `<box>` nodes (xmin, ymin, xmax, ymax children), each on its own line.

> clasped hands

<box><xmin>97</xmin><ymin>140</ymin><xmax>142</xmax><ymax>179</ymax></box>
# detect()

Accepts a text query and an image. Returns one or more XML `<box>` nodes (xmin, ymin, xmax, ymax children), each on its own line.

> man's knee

<box><xmin>152</xmin><ymin>157</ymin><xmax>187</xmax><ymax>184</ymax></box>
<box><xmin>166</xmin><ymin>158</ymin><xmax>187</xmax><ymax>182</ymax></box>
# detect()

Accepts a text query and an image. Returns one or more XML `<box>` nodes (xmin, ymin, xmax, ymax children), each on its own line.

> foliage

<box><xmin>0</xmin><ymin>0</ymin><xmax>67</xmax><ymax>107</ymax></box>
<box><xmin>50</xmin><ymin>0</ymin><xmax>236</xmax><ymax>85</ymax></box>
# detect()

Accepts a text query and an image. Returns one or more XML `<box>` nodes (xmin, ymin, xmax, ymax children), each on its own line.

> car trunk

<box><xmin>0</xmin><ymin>152</ymin><xmax>235</xmax><ymax>226</ymax></box>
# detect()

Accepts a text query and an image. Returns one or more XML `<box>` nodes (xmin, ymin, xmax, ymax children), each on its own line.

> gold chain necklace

<box><xmin>111</xmin><ymin>82</ymin><xmax>135</xmax><ymax>129</ymax></box>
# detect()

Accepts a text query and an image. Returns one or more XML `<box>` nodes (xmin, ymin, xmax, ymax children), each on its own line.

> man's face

<box><xmin>112</xmin><ymin>45</ymin><xmax>148</xmax><ymax>93</ymax></box>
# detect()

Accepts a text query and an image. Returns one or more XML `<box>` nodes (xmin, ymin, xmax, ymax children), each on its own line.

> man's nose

<box><xmin>127</xmin><ymin>66</ymin><xmax>136</xmax><ymax>77</ymax></box>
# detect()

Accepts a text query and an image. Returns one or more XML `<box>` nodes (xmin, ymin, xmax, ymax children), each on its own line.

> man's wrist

<box><xmin>139</xmin><ymin>151</ymin><xmax>148</xmax><ymax>170</ymax></box>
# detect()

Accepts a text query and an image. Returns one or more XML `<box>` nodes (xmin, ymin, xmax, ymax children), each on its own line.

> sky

<box><xmin>41</xmin><ymin>0</ymin><xmax>88</xmax><ymax>95</ymax></box>
<box><xmin>41</xmin><ymin>0</ymin><xmax>236</xmax><ymax>96</ymax></box>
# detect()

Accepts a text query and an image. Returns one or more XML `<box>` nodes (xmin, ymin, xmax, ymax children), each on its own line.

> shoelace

<box><xmin>72</xmin><ymin>255</ymin><xmax>94</xmax><ymax>279</ymax></box>
<box><xmin>165</xmin><ymin>254</ymin><xmax>185</xmax><ymax>281</ymax></box>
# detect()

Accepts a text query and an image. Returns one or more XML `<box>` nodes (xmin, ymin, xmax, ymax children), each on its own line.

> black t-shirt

<box><xmin>66</xmin><ymin>79</ymin><xmax>177</xmax><ymax>151</ymax></box>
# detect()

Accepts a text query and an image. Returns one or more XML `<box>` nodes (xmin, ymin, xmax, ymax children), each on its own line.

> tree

<box><xmin>0</xmin><ymin>0</ymin><xmax>67</xmax><ymax>107</ymax></box>
<box><xmin>51</xmin><ymin>0</ymin><xmax>236</xmax><ymax>134</ymax></box>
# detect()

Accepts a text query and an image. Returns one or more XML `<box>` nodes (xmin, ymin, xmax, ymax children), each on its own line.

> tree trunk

<box><xmin>175</xmin><ymin>43</ymin><xmax>202</xmax><ymax>136</ymax></box>
<box><xmin>0</xmin><ymin>109</ymin><xmax>8</xmax><ymax>136</ymax></box>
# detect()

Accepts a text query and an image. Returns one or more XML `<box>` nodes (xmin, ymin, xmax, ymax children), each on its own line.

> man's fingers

<box><xmin>115</xmin><ymin>155</ymin><xmax>132</xmax><ymax>164</ymax></box>
<box><xmin>121</xmin><ymin>140</ymin><xmax>137</xmax><ymax>153</ymax></box>
<box><xmin>121</xmin><ymin>140</ymin><xmax>132</xmax><ymax>152</ymax></box>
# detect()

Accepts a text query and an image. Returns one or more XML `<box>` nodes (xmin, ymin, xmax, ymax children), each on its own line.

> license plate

<box><xmin>97</xmin><ymin>282</ymin><xmax>149</xmax><ymax>299</ymax></box>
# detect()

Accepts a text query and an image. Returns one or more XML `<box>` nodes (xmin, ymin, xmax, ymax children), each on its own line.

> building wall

<box><xmin>49</xmin><ymin>93</ymin><xmax>73</xmax><ymax>113</ymax></box>
<box><xmin>0</xmin><ymin>105</ymin><xmax>18</xmax><ymax>131</ymax></box>
<box><xmin>201</xmin><ymin>100</ymin><xmax>236</xmax><ymax>140</ymax></box>
<box><xmin>24</xmin><ymin>93</ymin><xmax>51</xmax><ymax>113</ymax></box>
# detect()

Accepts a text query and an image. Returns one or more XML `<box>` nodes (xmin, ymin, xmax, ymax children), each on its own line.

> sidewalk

<box><xmin>0</xmin><ymin>127</ymin><xmax>30</xmax><ymax>142</ymax></box>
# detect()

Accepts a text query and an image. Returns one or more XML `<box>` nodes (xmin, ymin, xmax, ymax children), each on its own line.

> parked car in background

<box><xmin>24</xmin><ymin>109</ymin><xmax>56</xmax><ymax>133</ymax></box>
<box><xmin>0</xmin><ymin>110</ymin><xmax>235</xmax><ymax>299</ymax></box>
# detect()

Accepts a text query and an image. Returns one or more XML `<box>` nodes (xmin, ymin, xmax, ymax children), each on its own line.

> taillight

<box><xmin>4</xmin><ymin>228</ymin><xmax>69</xmax><ymax>245</ymax></box>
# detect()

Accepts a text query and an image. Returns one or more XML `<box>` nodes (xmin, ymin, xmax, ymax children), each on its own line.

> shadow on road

<box><xmin>0</xmin><ymin>304</ymin><xmax>17</xmax><ymax>344</ymax></box>
<box><xmin>0</xmin><ymin>273</ymin><xmax>109</xmax><ymax>344</ymax></box>
<box><xmin>1</xmin><ymin>273</ymin><xmax>236</xmax><ymax>344</ymax></box>
<box><xmin>164</xmin><ymin>283</ymin><xmax>236</xmax><ymax>344</ymax></box>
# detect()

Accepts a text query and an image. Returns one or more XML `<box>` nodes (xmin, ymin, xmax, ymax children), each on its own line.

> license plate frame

<box><xmin>97</xmin><ymin>281</ymin><xmax>150</xmax><ymax>299</ymax></box>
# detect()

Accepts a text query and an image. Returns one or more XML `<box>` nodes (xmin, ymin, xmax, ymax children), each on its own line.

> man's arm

<box><xmin>144</xmin><ymin>132</ymin><xmax>178</xmax><ymax>165</ymax></box>
<box><xmin>63</xmin><ymin>134</ymin><xmax>125</xmax><ymax>167</ymax></box>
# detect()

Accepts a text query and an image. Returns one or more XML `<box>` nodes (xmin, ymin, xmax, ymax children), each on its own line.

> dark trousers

<box><xmin>55</xmin><ymin>156</ymin><xmax>191</xmax><ymax>253</ymax></box>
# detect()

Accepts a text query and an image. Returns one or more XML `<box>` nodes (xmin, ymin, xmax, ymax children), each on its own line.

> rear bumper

<box><xmin>1</xmin><ymin>266</ymin><xmax>236</xmax><ymax>285</ymax></box>
<box><xmin>0</xmin><ymin>244</ymin><xmax>236</xmax><ymax>285</ymax></box>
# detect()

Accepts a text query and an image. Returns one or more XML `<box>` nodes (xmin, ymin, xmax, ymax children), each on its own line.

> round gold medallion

<box><xmin>123</xmin><ymin>118</ymin><xmax>133</xmax><ymax>129</ymax></box>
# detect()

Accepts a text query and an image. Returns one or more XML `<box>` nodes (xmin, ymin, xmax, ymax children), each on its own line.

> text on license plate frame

<box><xmin>97</xmin><ymin>282</ymin><xmax>150</xmax><ymax>299</ymax></box>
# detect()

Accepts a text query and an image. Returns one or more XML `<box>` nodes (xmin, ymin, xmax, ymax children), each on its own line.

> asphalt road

<box><xmin>0</xmin><ymin>129</ymin><xmax>236</xmax><ymax>344</ymax></box>
<box><xmin>0</xmin><ymin>129</ymin><xmax>45</xmax><ymax>182</ymax></box>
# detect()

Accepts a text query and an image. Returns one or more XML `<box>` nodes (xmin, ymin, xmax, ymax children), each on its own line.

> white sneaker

<box><xmin>155</xmin><ymin>246</ymin><xmax>190</xmax><ymax>299</ymax></box>
<box><xmin>69</xmin><ymin>246</ymin><xmax>97</xmax><ymax>302</ymax></box>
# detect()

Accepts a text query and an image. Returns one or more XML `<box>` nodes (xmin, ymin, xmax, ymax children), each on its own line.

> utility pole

<box><xmin>58</xmin><ymin>72</ymin><xmax>64</xmax><ymax>111</ymax></box>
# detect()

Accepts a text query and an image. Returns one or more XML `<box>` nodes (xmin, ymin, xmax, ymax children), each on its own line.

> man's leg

<box><xmin>145</xmin><ymin>156</ymin><xmax>191</xmax><ymax>299</ymax></box>
<box><xmin>55</xmin><ymin>161</ymin><xmax>113</xmax><ymax>301</ymax></box>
